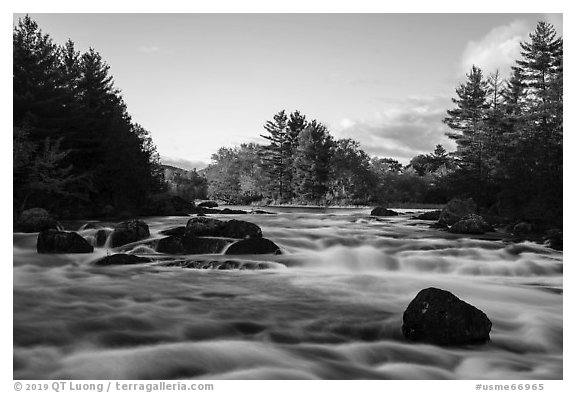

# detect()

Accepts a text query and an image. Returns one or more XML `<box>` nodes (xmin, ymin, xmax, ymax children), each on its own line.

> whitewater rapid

<box><xmin>13</xmin><ymin>208</ymin><xmax>563</xmax><ymax>379</ymax></box>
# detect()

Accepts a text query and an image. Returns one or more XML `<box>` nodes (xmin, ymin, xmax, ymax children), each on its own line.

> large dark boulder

<box><xmin>225</xmin><ymin>238</ymin><xmax>281</xmax><ymax>255</ymax></box>
<box><xmin>156</xmin><ymin>235</ymin><xmax>232</xmax><ymax>254</ymax></box>
<box><xmin>402</xmin><ymin>287</ymin><xmax>492</xmax><ymax>346</ymax></box>
<box><xmin>221</xmin><ymin>220</ymin><xmax>262</xmax><ymax>239</ymax></box>
<box><xmin>371</xmin><ymin>207</ymin><xmax>399</xmax><ymax>217</ymax></box>
<box><xmin>438</xmin><ymin>198</ymin><xmax>477</xmax><ymax>226</ymax></box>
<box><xmin>37</xmin><ymin>229</ymin><xmax>93</xmax><ymax>253</ymax></box>
<box><xmin>197</xmin><ymin>201</ymin><xmax>218</xmax><ymax>208</ymax></box>
<box><xmin>185</xmin><ymin>217</ymin><xmax>262</xmax><ymax>239</ymax></box>
<box><xmin>93</xmin><ymin>254</ymin><xmax>151</xmax><ymax>266</ymax></box>
<box><xmin>15</xmin><ymin>208</ymin><xmax>60</xmax><ymax>233</ymax></box>
<box><xmin>449</xmin><ymin>214</ymin><xmax>494</xmax><ymax>234</ymax></box>
<box><xmin>110</xmin><ymin>220</ymin><xmax>150</xmax><ymax>248</ymax></box>
<box><xmin>414</xmin><ymin>210</ymin><xmax>442</xmax><ymax>221</ymax></box>
<box><xmin>185</xmin><ymin>217</ymin><xmax>226</xmax><ymax>237</ymax></box>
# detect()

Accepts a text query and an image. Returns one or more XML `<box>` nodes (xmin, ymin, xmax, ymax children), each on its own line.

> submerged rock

<box><xmin>225</xmin><ymin>238</ymin><xmax>281</xmax><ymax>255</ymax></box>
<box><xmin>250</xmin><ymin>209</ymin><xmax>276</xmax><ymax>215</ymax></box>
<box><xmin>449</xmin><ymin>214</ymin><xmax>494</xmax><ymax>234</ymax></box>
<box><xmin>93</xmin><ymin>254</ymin><xmax>152</xmax><ymax>266</ymax></box>
<box><xmin>15</xmin><ymin>208</ymin><xmax>60</xmax><ymax>233</ymax></box>
<box><xmin>371</xmin><ymin>207</ymin><xmax>399</xmax><ymax>217</ymax></box>
<box><xmin>414</xmin><ymin>210</ymin><xmax>442</xmax><ymax>221</ymax></box>
<box><xmin>163</xmin><ymin>259</ymin><xmax>272</xmax><ymax>270</ymax></box>
<box><xmin>156</xmin><ymin>235</ymin><xmax>232</xmax><ymax>254</ymax></box>
<box><xmin>37</xmin><ymin>229</ymin><xmax>93</xmax><ymax>253</ymax></box>
<box><xmin>197</xmin><ymin>201</ymin><xmax>218</xmax><ymax>208</ymax></box>
<box><xmin>196</xmin><ymin>207</ymin><xmax>222</xmax><ymax>214</ymax></box>
<box><xmin>438</xmin><ymin>198</ymin><xmax>477</xmax><ymax>226</ymax></box>
<box><xmin>110</xmin><ymin>220</ymin><xmax>150</xmax><ymax>248</ymax></box>
<box><xmin>159</xmin><ymin>226</ymin><xmax>186</xmax><ymax>237</ymax></box>
<box><xmin>219</xmin><ymin>208</ymin><xmax>248</xmax><ymax>215</ymax></box>
<box><xmin>402</xmin><ymin>287</ymin><xmax>492</xmax><ymax>346</ymax></box>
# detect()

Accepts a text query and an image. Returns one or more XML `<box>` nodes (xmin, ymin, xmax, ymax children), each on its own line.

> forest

<box><xmin>13</xmin><ymin>16</ymin><xmax>562</xmax><ymax>227</ymax></box>
<box><xmin>13</xmin><ymin>15</ymin><xmax>166</xmax><ymax>218</ymax></box>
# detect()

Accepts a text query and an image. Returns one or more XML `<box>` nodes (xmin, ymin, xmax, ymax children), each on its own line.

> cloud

<box><xmin>160</xmin><ymin>156</ymin><xmax>208</xmax><ymax>171</ymax></box>
<box><xmin>460</xmin><ymin>20</ymin><xmax>530</xmax><ymax>76</ymax></box>
<box><xmin>330</xmin><ymin>96</ymin><xmax>456</xmax><ymax>164</ymax></box>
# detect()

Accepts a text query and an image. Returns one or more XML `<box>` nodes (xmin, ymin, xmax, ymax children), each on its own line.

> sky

<box><xmin>13</xmin><ymin>13</ymin><xmax>563</xmax><ymax>169</ymax></box>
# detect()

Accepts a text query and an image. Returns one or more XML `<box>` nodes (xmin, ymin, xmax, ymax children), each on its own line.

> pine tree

<box><xmin>443</xmin><ymin>65</ymin><xmax>490</xmax><ymax>202</ymax></box>
<box><xmin>260</xmin><ymin>110</ymin><xmax>289</xmax><ymax>200</ymax></box>
<box><xmin>13</xmin><ymin>15</ymin><xmax>66</xmax><ymax>139</ymax></box>
<box><xmin>285</xmin><ymin>110</ymin><xmax>307</xmax><ymax>197</ymax></box>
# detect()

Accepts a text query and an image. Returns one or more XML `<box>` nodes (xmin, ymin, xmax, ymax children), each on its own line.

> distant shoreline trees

<box><xmin>205</xmin><ymin>110</ymin><xmax>452</xmax><ymax>206</ymax></box>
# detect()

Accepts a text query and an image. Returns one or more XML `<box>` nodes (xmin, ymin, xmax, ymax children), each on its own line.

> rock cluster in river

<box><xmin>154</xmin><ymin>217</ymin><xmax>279</xmax><ymax>255</ymax></box>
<box><xmin>402</xmin><ymin>287</ymin><xmax>492</xmax><ymax>346</ymax></box>
<box><xmin>438</xmin><ymin>198</ymin><xmax>477</xmax><ymax>226</ymax></box>
<box><xmin>37</xmin><ymin>229</ymin><xmax>93</xmax><ymax>253</ymax></box>
<box><xmin>448</xmin><ymin>214</ymin><xmax>494</xmax><ymax>234</ymax></box>
<box><xmin>428</xmin><ymin>199</ymin><xmax>494</xmax><ymax>235</ymax></box>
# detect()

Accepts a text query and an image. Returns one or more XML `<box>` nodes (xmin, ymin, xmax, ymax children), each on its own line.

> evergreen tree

<box><xmin>260</xmin><ymin>110</ymin><xmax>289</xmax><ymax>200</ymax></box>
<box><xmin>285</xmin><ymin>110</ymin><xmax>308</xmax><ymax>197</ymax></box>
<box><xmin>443</xmin><ymin>65</ymin><xmax>490</xmax><ymax>202</ymax></box>
<box><xmin>13</xmin><ymin>15</ymin><xmax>66</xmax><ymax>140</ymax></box>
<box><xmin>293</xmin><ymin>121</ymin><xmax>333</xmax><ymax>202</ymax></box>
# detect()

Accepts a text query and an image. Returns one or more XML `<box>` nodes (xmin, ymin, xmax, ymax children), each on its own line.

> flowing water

<box><xmin>13</xmin><ymin>208</ymin><xmax>563</xmax><ymax>380</ymax></box>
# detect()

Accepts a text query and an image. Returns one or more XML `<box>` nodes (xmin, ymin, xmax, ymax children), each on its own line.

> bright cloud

<box><xmin>331</xmin><ymin>96</ymin><xmax>456</xmax><ymax>164</ymax></box>
<box><xmin>460</xmin><ymin>20</ymin><xmax>530</xmax><ymax>76</ymax></box>
<box><xmin>160</xmin><ymin>156</ymin><xmax>208</xmax><ymax>171</ymax></box>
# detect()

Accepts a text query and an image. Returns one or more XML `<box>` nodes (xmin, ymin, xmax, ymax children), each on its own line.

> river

<box><xmin>13</xmin><ymin>207</ymin><xmax>563</xmax><ymax>379</ymax></box>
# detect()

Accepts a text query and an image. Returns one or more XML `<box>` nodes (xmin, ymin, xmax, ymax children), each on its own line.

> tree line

<box><xmin>204</xmin><ymin>21</ymin><xmax>562</xmax><ymax>227</ymax></box>
<box><xmin>13</xmin><ymin>15</ymin><xmax>165</xmax><ymax>218</ymax></box>
<box><xmin>204</xmin><ymin>110</ymin><xmax>454</xmax><ymax>206</ymax></box>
